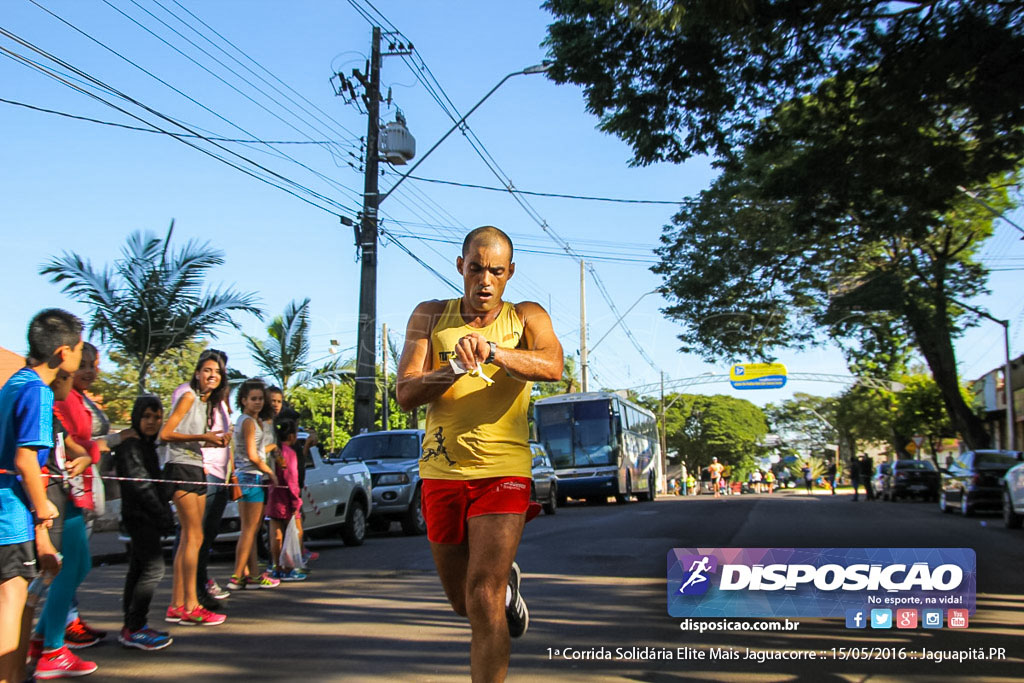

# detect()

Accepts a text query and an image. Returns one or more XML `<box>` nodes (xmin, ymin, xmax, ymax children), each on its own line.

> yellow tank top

<box><xmin>420</xmin><ymin>298</ymin><xmax>532</xmax><ymax>480</ymax></box>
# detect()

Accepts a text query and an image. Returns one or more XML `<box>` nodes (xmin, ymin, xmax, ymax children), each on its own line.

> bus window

<box><xmin>574</xmin><ymin>400</ymin><xmax>615</xmax><ymax>467</ymax></box>
<box><xmin>536</xmin><ymin>404</ymin><xmax>573</xmax><ymax>468</ymax></box>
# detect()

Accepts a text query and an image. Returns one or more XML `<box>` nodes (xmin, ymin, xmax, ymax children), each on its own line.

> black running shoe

<box><xmin>505</xmin><ymin>561</ymin><xmax>529</xmax><ymax>638</ymax></box>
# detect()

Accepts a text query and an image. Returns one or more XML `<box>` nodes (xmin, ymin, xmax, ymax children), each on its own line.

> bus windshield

<box><xmin>536</xmin><ymin>400</ymin><xmax>615</xmax><ymax>469</ymax></box>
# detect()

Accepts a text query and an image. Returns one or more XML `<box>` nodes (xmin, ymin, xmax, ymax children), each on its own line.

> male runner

<box><xmin>708</xmin><ymin>457</ymin><xmax>724</xmax><ymax>498</ymax></box>
<box><xmin>396</xmin><ymin>226</ymin><xmax>563</xmax><ymax>682</ymax></box>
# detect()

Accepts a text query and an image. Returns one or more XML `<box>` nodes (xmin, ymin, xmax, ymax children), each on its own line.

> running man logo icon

<box><xmin>678</xmin><ymin>555</ymin><xmax>718</xmax><ymax>595</ymax></box>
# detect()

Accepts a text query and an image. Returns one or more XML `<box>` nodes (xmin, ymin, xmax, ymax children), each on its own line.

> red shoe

<box><xmin>164</xmin><ymin>605</ymin><xmax>186</xmax><ymax>624</ymax></box>
<box><xmin>33</xmin><ymin>646</ymin><xmax>98</xmax><ymax>679</ymax></box>
<box><xmin>75</xmin><ymin>617</ymin><xmax>106</xmax><ymax>640</ymax></box>
<box><xmin>26</xmin><ymin>635</ymin><xmax>43</xmax><ymax>665</ymax></box>
<box><xmin>64</xmin><ymin>617</ymin><xmax>100</xmax><ymax>649</ymax></box>
<box><xmin>179</xmin><ymin>605</ymin><xmax>226</xmax><ymax>626</ymax></box>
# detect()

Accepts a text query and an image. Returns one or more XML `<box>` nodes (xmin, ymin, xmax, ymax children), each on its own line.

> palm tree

<box><xmin>40</xmin><ymin>221</ymin><xmax>262</xmax><ymax>392</ymax></box>
<box><xmin>244</xmin><ymin>298</ymin><xmax>352</xmax><ymax>396</ymax></box>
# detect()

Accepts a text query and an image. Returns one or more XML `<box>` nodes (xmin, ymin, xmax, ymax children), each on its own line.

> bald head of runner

<box><xmin>457</xmin><ymin>226</ymin><xmax>516</xmax><ymax>315</ymax></box>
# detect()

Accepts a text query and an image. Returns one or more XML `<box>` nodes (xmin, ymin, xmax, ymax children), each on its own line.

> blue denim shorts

<box><xmin>237</xmin><ymin>472</ymin><xmax>266</xmax><ymax>504</ymax></box>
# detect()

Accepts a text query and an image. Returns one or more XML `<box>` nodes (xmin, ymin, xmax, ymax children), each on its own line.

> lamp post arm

<box><xmin>380</xmin><ymin>70</ymin><xmax>523</xmax><ymax>205</ymax></box>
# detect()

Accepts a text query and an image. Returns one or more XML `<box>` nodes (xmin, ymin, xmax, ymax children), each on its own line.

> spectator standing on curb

<box><xmin>160</xmin><ymin>352</ymin><xmax>229</xmax><ymax>626</ymax></box>
<box><xmin>0</xmin><ymin>309</ymin><xmax>82</xmax><ymax>683</ymax></box>
<box><xmin>172</xmin><ymin>349</ymin><xmax>233</xmax><ymax>611</ymax></box>
<box><xmin>114</xmin><ymin>396</ymin><xmax>174</xmax><ymax>651</ymax></box>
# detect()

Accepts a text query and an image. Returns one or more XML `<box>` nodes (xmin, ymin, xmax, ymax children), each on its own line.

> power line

<box><xmin>0</xmin><ymin>96</ymin><xmax>355</xmax><ymax>146</ymax></box>
<box><xmin>0</xmin><ymin>28</ymin><xmax>462</xmax><ymax>294</ymax></box>
<box><xmin>397</xmin><ymin>172</ymin><xmax>694</xmax><ymax>205</ymax></box>
<box><xmin>383</xmin><ymin>229</ymin><xmax>658</xmax><ymax>264</ymax></box>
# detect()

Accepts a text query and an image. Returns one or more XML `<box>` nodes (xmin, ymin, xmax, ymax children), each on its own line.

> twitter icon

<box><xmin>870</xmin><ymin>609</ymin><xmax>893</xmax><ymax>629</ymax></box>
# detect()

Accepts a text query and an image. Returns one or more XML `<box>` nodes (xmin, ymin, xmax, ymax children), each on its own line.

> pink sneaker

<box><xmin>179</xmin><ymin>605</ymin><xmax>226</xmax><ymax>626</ymax></box>
<box><xmin>164</xmin><ymin>605</ymin><xmax>186</xmax><ymax>623</ymax></box>
<box><xmin>33</xmin><ymin>645</ymin><xmax>98</xmax><ymax>679</ymax></box>
<box><xmin>253</xmin><ymin>571</ymin><xmax>281</xmax><ymax>588</ymax></box>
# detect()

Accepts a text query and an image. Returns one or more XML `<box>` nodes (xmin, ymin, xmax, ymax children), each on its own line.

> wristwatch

<box><xmin>484</xmin><ymin>341</ymin><xmax>497</xmax><ymax>364</ymax></box>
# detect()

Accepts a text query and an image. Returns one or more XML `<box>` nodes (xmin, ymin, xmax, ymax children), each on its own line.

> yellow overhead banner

<box><xmin>729</xmin><ymin>363</ymin><xmax>788</xmax><ymax>390</ymax></box>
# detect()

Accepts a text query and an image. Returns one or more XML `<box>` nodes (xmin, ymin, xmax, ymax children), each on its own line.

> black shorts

<box><xmin>163</xmin><ymin>463</ymin><xmax>207</xmax><ymax>496</ymax></box>
<box><xmin>0</xmin><ymin>540</ymin><xmax>37</xmax><ymax>582</ymax></box>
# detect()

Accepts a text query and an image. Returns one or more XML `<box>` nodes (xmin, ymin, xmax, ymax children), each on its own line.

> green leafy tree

<box><xmin>90</xmin><ymin>340</ymin><xmax>209</xmax><ymax>423</ymax></box>
<box><xmin>289</xmin><ymin>383</ymin><xmax>354</xmax><ymax>453</ymax></box>
<box><xmin>892</xmin><ymin>371</ymin><xmax>964</xmax><ymax>462</ymax></box>
<box><xmin>545</xmin><ymin>1</ymin><xmax>1024</xmax><ymax>164</ymax></box>
<box><xmin>668</xmin><ymin>394</ymin><xmax>767</xmax><ymax>475</ymax></box>
<box><xmin>40</xmin><ymin>222</ymin><xmax>261</xmax><ymax>392</ymax></box>
<box><xmin>544</xmin><ymin>2</ymin><xmax>1024</xmax><ymax>449</ymax></box>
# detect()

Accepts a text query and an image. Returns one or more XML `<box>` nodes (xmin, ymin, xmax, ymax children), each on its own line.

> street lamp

<box><xmin>352</xmin><ymin>61</ymin><xmax>553</xmax><ymax>434</ymax></box>
<box><xmin>378</xmin><ymin>62</ymin><xmax>551</xmax><ymax>205</ymax></box>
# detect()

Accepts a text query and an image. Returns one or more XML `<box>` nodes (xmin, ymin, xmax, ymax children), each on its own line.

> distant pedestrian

<box><xmin>801</xmin><ymin>462</ymin><xmax>813</xmax><ymax>494</ymax></box>
<box><xmin>709</xmin><ymin>457</ymin><xmax>724</xmax><ymax>499</ymax></box>
<box><xmin>685</xmin><ymin>473</ymin><xmax>696</xmax><ymax>495</ymax></box>
<box><xmin>764</xmin><ymin>470</ymin><xmax>775</xmax><ymax>494</ymax></box>
<box><xmin>827</xmin><ymin>461</ymin><xmax>837</xmax><ymax>495</ymax></box>
<box><xmin>859</xmin><ymin>455</ymin><xmax>876</xmax><ymax>501</ymax></box>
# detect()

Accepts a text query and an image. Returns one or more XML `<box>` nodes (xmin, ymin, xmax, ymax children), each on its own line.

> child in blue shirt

<box><xmin>0</xmin><ymin>309</ymin><xmax>83</xmax><ymax>683</ymax></box>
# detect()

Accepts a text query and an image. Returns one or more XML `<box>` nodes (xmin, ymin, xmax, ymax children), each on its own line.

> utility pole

<box><xmin>579</xmin><ymin>259</ymin><xmax>588</xmax><ymax>392</ymax></box>
<box><xmin>660</xmin><ymin>371</ymin><xmax>668</xmax><ymax>493</ymax></box>
<box><xmin>381</xmin><ymin>322</ymin><xmax>389</xmax><ymax>431</ymax></box>
<box><xmin>353</xmin><ymin>27</ymin><xmax>382</xmax><ymax>434</ymax></box>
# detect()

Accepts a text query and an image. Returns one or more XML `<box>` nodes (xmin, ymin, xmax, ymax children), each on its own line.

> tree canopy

<box><xmin>545</xmin><ymin>1</ymin><xmax>1024</xmax><ymax>448</ymax></box>
<box><xmin>40</xmin><ymin>222</ymin><xmax>261</xmax><ymax>392</ymax></box>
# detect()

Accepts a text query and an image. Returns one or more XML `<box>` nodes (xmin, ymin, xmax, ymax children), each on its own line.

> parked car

<box><xmin>208</xmin><ymin>432</ymin><xmax>372</xmax><ymax>549</ymax></box>
<box><xmin>332</xmin><ymin>429</ymin><xmax>426</xmax><ymax>535</ymax></box>
<box><xmin>874</xmin><ymin>459</ymin><xmax>940</xmax><ymax>502</ymax></box>
<box><xmin>1001</xmin><ymin>456</ymin><xmax>1024</xmax><ymax>528</ymax></box>
<box><xmin>120</xmin><ymin>432</ymin><xmax>373</xmax><ymax>550</ymax></box>
<box><xmin>940</xmin><ymin>449</ymin><xmax>1021</xmax><ymax>516</ymax></box>
<box><xmin>529</xmin><ymin>441</ymin><xmax>557</xmax><ymax>515</ymax></box>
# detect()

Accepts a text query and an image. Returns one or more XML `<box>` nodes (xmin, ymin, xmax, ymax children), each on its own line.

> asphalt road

<box><xmin>67</xmin><ymin>489</ymin><xmax>1023</xmax><ymax>681</ymax></box>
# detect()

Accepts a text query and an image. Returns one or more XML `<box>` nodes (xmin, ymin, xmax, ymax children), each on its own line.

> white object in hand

<box><xmin>449</xmin><ymin>357</ymin><xmax>495</xmax><ymax>385</ymax></box>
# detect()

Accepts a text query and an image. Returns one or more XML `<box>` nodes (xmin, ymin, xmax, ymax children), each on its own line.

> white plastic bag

<box><xmin>279</xmin><ymin>517</ymin><xmax>305</xmax><ymax>570</ymax></box>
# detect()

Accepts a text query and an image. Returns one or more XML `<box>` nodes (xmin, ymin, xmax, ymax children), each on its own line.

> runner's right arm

<box><xmin>396</xmin><ymin>300</ymin><xmax>458</xmax><ymax>411</ymax></box>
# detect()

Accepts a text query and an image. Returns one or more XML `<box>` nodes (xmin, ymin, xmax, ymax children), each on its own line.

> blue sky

<box><xmin>2</xmin><ymin>1</ymin><xmax>1022</xmax><ymax>407</ymax></box>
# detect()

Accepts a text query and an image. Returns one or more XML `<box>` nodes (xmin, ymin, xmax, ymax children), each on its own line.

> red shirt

<box><xmin>54</xmin><ymin>389</ymin><xmax>101</xmax><ymax>465</ymax></box>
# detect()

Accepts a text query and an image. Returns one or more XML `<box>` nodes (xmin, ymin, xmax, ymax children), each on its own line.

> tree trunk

<box><xmin>903</xmin><ymin>302</ymin><xmax>989</xmax><ymax>450</ymax></box>
<box><xmin>137</xmin><ymin>360</ymin><xmax>151</xmax><ymax>395</ymax></box>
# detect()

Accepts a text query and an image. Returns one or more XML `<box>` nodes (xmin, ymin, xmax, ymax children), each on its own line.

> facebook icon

<box><xmin>845</xmin><ymin>609</ymin><xmax>867</xmax><ymax>629</ymax></box>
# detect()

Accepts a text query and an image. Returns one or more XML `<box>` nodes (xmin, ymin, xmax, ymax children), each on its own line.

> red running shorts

<box><xmin>421</xmin><ymin>476</ymin><xmax>531</xmax><ymax>544</ymax></box>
